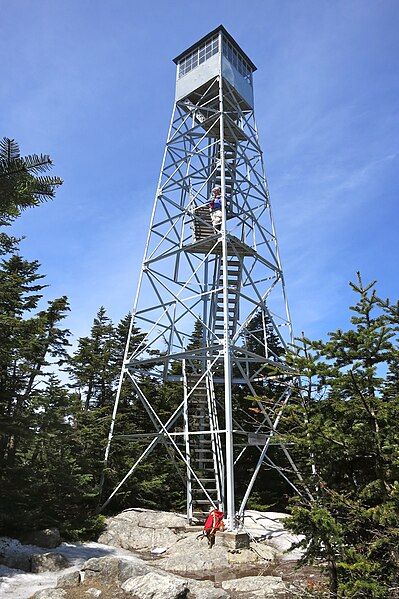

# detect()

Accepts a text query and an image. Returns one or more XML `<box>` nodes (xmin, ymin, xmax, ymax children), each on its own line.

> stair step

<box><xmin>215</xmin><ymin>304</ymin><xmax>238</xmax><ymax>309</ymax></box>
<box><xmin>191</xmin><ymin>447</ymin><xmax>214</xmax><ymax>459</ymax></box>
<box><xmin>191</xmin><ymin>445</ymin><xmax>213</xmax><ymax>450</ymax></box>
<box><xmin>192</xmin><ymin>480</ymin><xmax>217</xmax><ymax>486</ymax></box>
<box><xmin>190</xmin><ymin>412</ymin><xmax>209</xmax><ymax>417</ymax></box>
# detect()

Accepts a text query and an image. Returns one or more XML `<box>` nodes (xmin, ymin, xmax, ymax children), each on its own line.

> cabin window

<box><xmin>178</xmin><ymin>35</ymin><xmax>219</xmax><ymax>78</ymax></box>
<box><xmin>222</xmin><ymin>38</ymin><xmax>252</xmax><ymax>83</ymax></box>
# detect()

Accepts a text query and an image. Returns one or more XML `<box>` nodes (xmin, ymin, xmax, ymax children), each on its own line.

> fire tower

<box><xmin>101</xmin><ymin>26</ymin><xmax>303</xmax><ymax>530</ymax></box>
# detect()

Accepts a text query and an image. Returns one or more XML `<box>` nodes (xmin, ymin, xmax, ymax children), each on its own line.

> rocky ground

<box><xmin>0</xmin><ymin>509</ymin><xmax>327</xmax><ymax>598</ymax></box>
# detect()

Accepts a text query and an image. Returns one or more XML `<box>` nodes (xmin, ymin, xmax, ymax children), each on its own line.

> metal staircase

<box><xmin>191</xmin><ymin>205</ymin><xmax>214</xmax><ymax>240</ymax></box>
<box><xmin>189</xmin><ymin>141</ymin><xmax>238</xmax><ymax>244</ymax></box>
<box><xmin>184</xmin><ymin>370</ymin><xmax>223</xmax><ymax>521</ymax></box>
<box><xmin>212</xmin><ymin>257</ymin><xmax>242</xmax><ymax>341</ymax></box>
<box><xmin>213</xmin><ymin>142</ymin><xmax>237</xmax><ymax>208</ymax></box>
<box><xmin>183</xmin><ymin>144</ymin><xmax>244</xmax><ymax>520</ymax></box>
<box><xmin>184</xmin><ymin>142</ymin><xmax>244</xmax><ymax>519</ymax></box>
<box><xmin>183</xmin><ymin>254</ymin><xmax>242</xmax><ymax>521</ymax></box>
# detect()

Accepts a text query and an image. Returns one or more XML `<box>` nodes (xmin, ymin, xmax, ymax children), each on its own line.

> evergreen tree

<box><xmin>244</xmin><ymin>308</ymin><xmax>285</xmax><ymax>360</ymax></box>
<box><xmin>1</xmin><ymin>375</ymin><xmax>105</xmax><ymax>538</ymax></box>
<box><xmin>282</xmin><ymin>274</ymin><xmax>399</xmax><ymax>598</ymax></box>
<box><xmin>184</xmin><ymin>317</ymin><xmax>204</xmax><ymax>374</ymax></box>
<box><xmin>0</xmin><ymin>136</ymin><xmax>100</xmax><ymax>537</ymax></box>
<box><xmin>0</xmin><ymin>255</ymin><xmax>76</xmax><ymax>534</ymax></box>
<box><xmin>0</xmin><ymin>137</ymin><xmax>62</xmax><ymax>254</ymax></box>
<box><xmin>0</xmin><ymin>254</ymin><xmax>70</xmax><ymax>467</ymax></box>
<box><xmin>231</xmin><ymin>310</ymin><xmax>292</xmax><ymax>511</ymax></box>
<box><xmin>97</xmin><ymin>314</ymin><xmax>186</xmax><ymax>514</ymax></box>
<box><xmin>68</xmin><ymin>307</ymin><xmax>117</xmax><ymax>410</ymax></box>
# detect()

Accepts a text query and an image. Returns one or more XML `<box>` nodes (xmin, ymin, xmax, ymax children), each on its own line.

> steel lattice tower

<box><xmin>101</xmin><ymin>26</ymin><xmax>304</xmax><ymax>530</ymax></box>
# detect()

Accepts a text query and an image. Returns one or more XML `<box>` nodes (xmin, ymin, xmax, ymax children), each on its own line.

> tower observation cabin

<box><xmin>174</xmin><ymin>25</ymin><xmax>256</xmax><ymax>109</ymax></box>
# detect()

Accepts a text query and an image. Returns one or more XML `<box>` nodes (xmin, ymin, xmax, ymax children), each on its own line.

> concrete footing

<box><xmin>221</xmin><ymin>531</ymin><xmax>250</xmax><ymax>550</ymax></box>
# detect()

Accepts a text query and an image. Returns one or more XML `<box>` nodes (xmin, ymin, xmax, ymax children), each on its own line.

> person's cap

<box><xmin>212</xmin><ymin>186</ymin><xmax>221</xmax><ymax>193</ymax></box>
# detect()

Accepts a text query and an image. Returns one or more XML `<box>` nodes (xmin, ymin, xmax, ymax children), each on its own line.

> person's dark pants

<box><xmin>206</xmin><ymin>531</ymin><xmax>216</xmax><ymax>548</ymax></box>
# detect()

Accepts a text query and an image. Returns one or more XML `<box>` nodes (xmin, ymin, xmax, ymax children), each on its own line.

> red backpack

<box><xmin>204</xmin><ymin>509</ymin><xmax>224</xmax><ymax>532</ymax></box>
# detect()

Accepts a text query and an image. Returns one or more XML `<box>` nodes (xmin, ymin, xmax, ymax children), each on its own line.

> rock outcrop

<box><xmin>121</xmin><ymin>571</ymin><xmax>189</xmax><ymax>598</ymax></box>
<box><xmin>0</xmin><ymin>537</ymin><xmax>69</xmax><ymax>574</ymax></box>
<box><xmin>221</xmin><ymin>575</ymin><xmax>286</xmax><ymax>597</ymax></box>
<box><xmin>32</xmin><ymin>591</ymin><xmax>67</xmax><ymax>599</ymax></box>
<box><xmin>157</xmin><ymin>534</ymin><xmax>276</xmax><ymax>576</ymax></box>
<box><xmin>0</xmin><ymin>549</ymin><xmax>32</xmax><ymax>571</ymax></box>
<box><xmin>97</xmin><ymin>508</ymin><xmax>278</xmax><ymax>578</ymax></box>
<box><xmin>23</xmin><ymin>529</ymin><xmax>61</xmax><ymax>549</ymax></box>
<box><xmin>11</xmin><ymin>508</ymin><xmax>314</xmax><ymax>599</ymax></box>
<box><xmin>98</xmin><ymin>508</ymin><xmax>187</xmax><ymax>551</ymax></box>
<box><xmin>56</xmin><ymin>570</ymin><xmax>81</xmax><ymax>588</ymax></box>
<box><xmin>31</xmin><ymin>553</ymin><xmax>69</xmax><ymax>573</ymax></box>
<box><xmin>82</xmin><ymin>555</ymin><xmax>151</xmax><ymax>584</ymax></box>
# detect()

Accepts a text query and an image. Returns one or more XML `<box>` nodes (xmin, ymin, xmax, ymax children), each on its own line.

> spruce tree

<box><xmin>0</xmin><ymin>137</ymin><xmax>62</xmax><ymax>254</ymax></box>
<box><xmin>282</xmin><ymin>274</ymin><xmax>399</xmax><ymax>598</ymax></box>
<box><xmin>0</xmin><ymin>255</ymin><xmax>70</xmax><ymax>467</ymax></box>
<box><xmin>68</xmin><ymin>307</ymin><xmax>117</xmax><ymax>410</ymax></box>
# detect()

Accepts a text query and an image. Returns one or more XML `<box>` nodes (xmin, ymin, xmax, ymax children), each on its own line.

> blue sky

<box><xmin>1</xmin><ymin>0</ymin><xmax>398</xmax><ymax>343</ymax></box>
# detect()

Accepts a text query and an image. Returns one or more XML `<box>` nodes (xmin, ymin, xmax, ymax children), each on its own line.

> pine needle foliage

<box><xmin>279</xmin><ymin>274</ymin><xmax>399</xmax><ymax>598</ymax></box>
<box><xmin>0</xmin><ymin>137</ymin><xmax>62</xmax><ymax>253</ymax></box>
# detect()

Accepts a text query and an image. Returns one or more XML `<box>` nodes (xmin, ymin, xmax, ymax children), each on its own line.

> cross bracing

<box><xmin>100</xmin><ymin>27</ymin><xmax>306</xmax><ymax>530</ymax></box>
